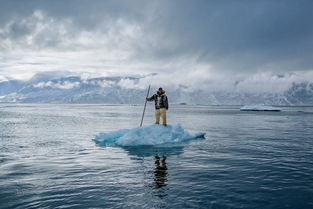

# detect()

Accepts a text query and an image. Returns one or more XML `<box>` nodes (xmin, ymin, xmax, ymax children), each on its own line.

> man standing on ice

<box><xmin>146</xmin><ymin>87</ymin><xmax>169</xmax><ymax>126</ymax></box>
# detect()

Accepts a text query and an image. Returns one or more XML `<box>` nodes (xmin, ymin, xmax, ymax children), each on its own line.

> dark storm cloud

<box><xmin>0</xmin><ymin>0</ymin><xmax>144</xmax><ymax>28</ymax></box>
<box><xmin>141</xmin><ymin>0</ymin><xmax>313</xmax><ymax>72</ymax></box>
<box><xmin>1</xmin><ymin>0</ymin><xmax>313</xmax><ymax>71</ymax></box>
<box><xmin>1</xmin><ymin>0</ymin><xmax>313</xmax><ymax>89</ymax></box>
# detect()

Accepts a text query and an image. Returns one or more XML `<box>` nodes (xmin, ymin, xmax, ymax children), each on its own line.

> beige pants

<box><xmin>155</xmin><ymin>108</ymin><xmax>167</xmax><ymax>125</ymax></box>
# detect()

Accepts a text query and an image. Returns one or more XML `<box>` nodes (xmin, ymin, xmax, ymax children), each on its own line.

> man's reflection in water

<box><xmin>154</xmin><ymin>155</ymin><xmax>168</xmax><ymax>188</ymax></box>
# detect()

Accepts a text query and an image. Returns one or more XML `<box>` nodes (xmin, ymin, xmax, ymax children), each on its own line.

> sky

<box><xmin>0</xmin><ymin>0</ymin><xmax>313</xmax><ymax>93</ymax></box>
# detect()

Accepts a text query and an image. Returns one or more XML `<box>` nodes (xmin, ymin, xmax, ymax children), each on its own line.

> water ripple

<box><xmin>1</xmin><ymin>104</ymin><xmax>313</xmax><ymax>208</ymax></box>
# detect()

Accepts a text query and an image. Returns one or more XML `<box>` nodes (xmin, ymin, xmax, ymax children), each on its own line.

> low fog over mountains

<box><xmin>0</xmin><ymin>72</ymin><xmax>312</xmax><ymax>105</ymax></box>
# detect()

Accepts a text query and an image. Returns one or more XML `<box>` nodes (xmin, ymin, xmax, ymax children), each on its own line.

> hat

<box><xmin>158</xmin><ymin>87</ymin><xmax>163</xmax><ymax>91</ymax></box>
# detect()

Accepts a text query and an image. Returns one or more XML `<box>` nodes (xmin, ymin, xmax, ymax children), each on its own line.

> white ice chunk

<box><xmin>240</xmin><ymin>105</ymin><xmax>281</xmax><ymax>111</ymax></box>
<box><xmin>93</xmin><ymin>124</ymin><xmax>205</xmax><ymax>147</ymax></box>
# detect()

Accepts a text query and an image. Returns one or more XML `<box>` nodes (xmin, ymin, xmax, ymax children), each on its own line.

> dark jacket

<box><xmin>147</xmin><ymin>92</ymin><xmax>168</xmax><ymax>110</ymax></box>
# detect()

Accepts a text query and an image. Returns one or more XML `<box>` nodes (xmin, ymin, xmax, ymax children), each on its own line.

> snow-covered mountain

<box><xmin>283</xmin><ymin>82</ymin><xmax>313</xmax><ymax>105</ymax></box>
<box><xmin>0</xmin><ymin>73</ymin><xmax>312</xmax><ymax>105</ymax></box>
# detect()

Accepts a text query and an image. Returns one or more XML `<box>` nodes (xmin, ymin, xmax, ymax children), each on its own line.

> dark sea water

<box><xmin>0</xmin><ymin>104</ymin><xmax>312</xmax><ymax>209</ymax></box>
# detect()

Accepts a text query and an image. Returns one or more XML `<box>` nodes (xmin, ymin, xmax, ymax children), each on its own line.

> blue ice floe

<box><xmin>93</xmin><ymin>124</ymin><xmax>205</xmax><ymax>147</ymax></box>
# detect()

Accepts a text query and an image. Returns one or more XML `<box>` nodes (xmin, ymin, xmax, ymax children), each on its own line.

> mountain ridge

<box><xmin>0</xmin><ymin>73</ymin><xmax>312</xmax><ymax>105</ymax></box>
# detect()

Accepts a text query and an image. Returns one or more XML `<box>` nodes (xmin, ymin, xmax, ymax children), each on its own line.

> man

<box><xmin>146</xmin><ymin>87</ymin><xmax>168</xmax><ymax>126</ymax></box>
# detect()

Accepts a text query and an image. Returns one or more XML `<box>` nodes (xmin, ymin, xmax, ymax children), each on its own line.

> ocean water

<box><xmin>0</xmin><ymin>104</ymin><xmax>312</xmax><ymax>209</ymax></box>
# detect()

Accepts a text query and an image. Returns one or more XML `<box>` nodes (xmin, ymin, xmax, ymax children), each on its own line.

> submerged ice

<box><xmin>93</xmin><ymin>124</ymin><xmax>205</xmax><ymax>147</ymax></box>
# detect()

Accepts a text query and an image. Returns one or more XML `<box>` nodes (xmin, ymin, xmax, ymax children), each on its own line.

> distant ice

<box><xmin>240</xmin><ymin>105</ymin><xmax>281</xmax><ymax>111</ymax></box>
<box><xmin>93</xmin><ymin>124</ymin><xmax>205</xmax><ymax>147</ymax></box>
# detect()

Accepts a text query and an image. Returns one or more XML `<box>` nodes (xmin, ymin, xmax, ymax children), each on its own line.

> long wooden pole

<box><xmin>140</xmin><ymin>85</ymin><xmax>151</xmax><ymax>127</ymax></box>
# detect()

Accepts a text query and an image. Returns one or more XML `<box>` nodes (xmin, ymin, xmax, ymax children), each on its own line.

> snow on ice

<box><xmin>240</xmin><ymin>105</ymin><xmax>281</xmax><ymax>111</ymax></box>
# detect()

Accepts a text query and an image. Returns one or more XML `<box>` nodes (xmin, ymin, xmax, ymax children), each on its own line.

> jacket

<box><xmin>147</xmin><ymin>92</ymin><xmax>168</xmax><ymax>110</ymax></box>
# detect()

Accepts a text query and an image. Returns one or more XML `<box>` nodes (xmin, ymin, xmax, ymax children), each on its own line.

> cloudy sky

<box><xmin>1</xmin><ymin>0</ymin><xmax>313</xmax><ymax>93</ymax></box>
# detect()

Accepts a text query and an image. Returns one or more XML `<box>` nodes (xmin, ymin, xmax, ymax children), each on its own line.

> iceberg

<box><xmin>240</xmin><ymin>105</ymin><xmax>281</xmax><ymax>111</ymax></box>
<box><xmin>93</xmin><ymin>124</ymin><xmax>205</xmax><ymax>147</ymax></box>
